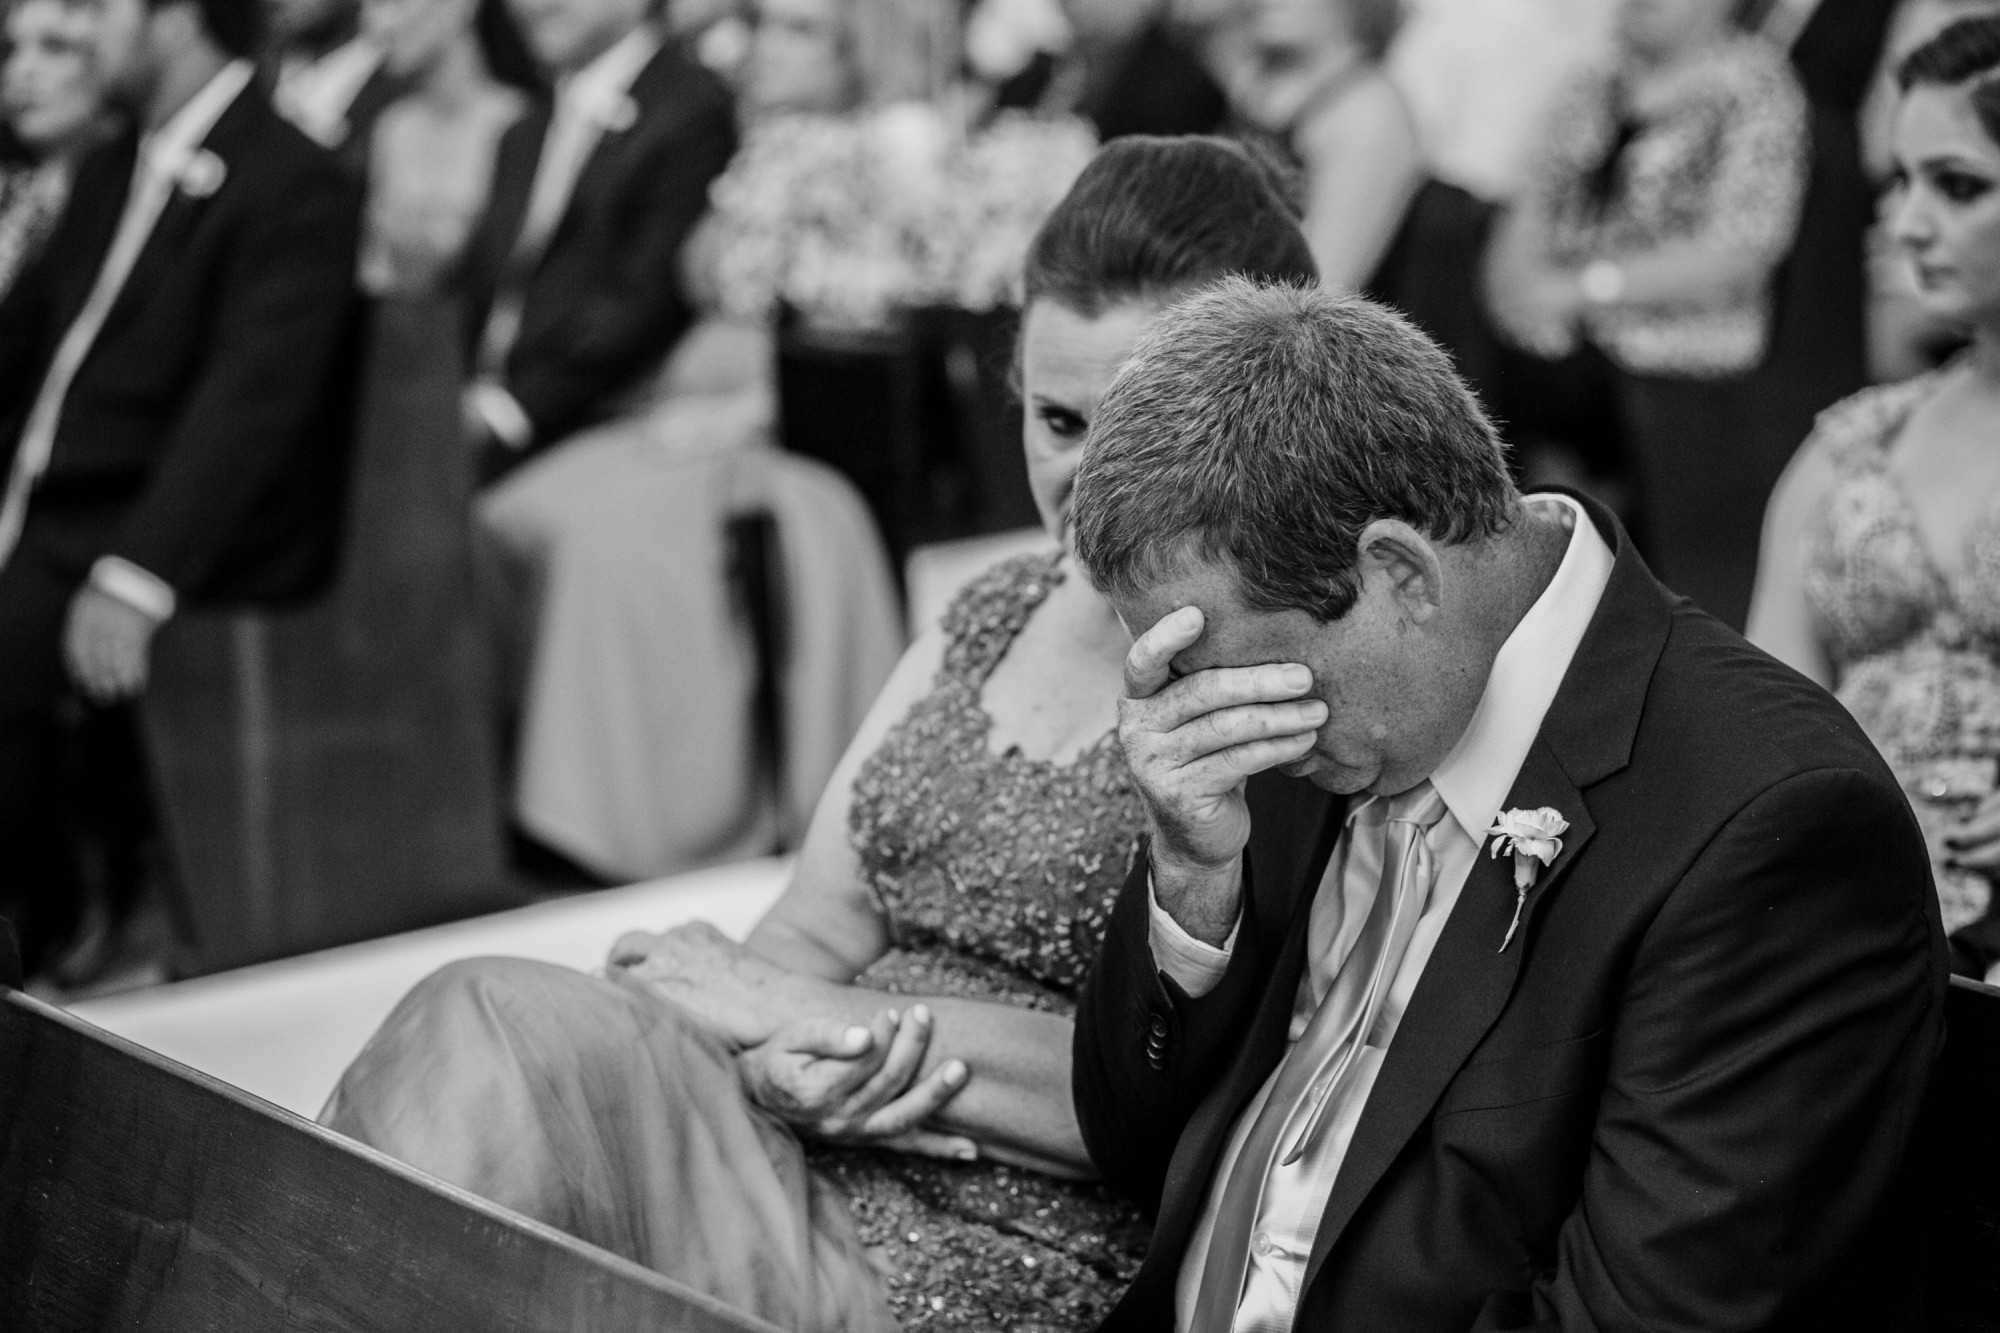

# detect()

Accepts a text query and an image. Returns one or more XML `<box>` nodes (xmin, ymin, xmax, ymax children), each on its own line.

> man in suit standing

<box><xmin>0</xmin><ymin>0</ymin><xmax>362</xmax><ymax>975</ymax></box>
<box><xmin>265</xmin><ymin>0</ymin><xmax>403</xmax><ymax>168</ymax></box>
<box><xmin>457</xmin><ymin>0</ymin><xmax>735</xmax><ymax>476</ymax></box>
<box><xmin>1067</xmin><ymin>278</ymin><xmax>1947</xmax><ymax>1331</ymax></box>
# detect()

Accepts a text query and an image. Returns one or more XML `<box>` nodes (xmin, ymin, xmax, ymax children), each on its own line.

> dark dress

<box><xmin>322</xmin><ymin>552</ymin><xmax>1151</xmax><ymax>1331</ymax></box>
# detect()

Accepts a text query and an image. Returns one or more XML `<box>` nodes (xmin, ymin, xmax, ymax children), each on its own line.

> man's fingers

<box><xmin>1177</xmin><ymin>731</ymin><xmax>1319</xmax><ymax>786</ymax></box>
<box><xmin>1125</xmin><ymin>662</ymin><xmax>1318</xmax><ymax>734</ymax></box>
<box><xmin>606</xmin><ymin>930</ymin><xmax>665</xmax><ymax>967</ymax></box>
<box><xmin>1159</xmin><ymin>699</ymin><xmax>1327</xmax><ymax>767</ymax></box>
<box><xmin>1123</xmin><ymin>606</ymin><xmax>1205</xmax><ymax>700</ymax></box>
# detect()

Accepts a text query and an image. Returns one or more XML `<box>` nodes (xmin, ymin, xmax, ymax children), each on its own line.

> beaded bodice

<box><xmin>822</xmin><ymin>551</ymin><xmax>1150</xmax><ymax>1331</ymax></box>
<box><xmin>1802</xmin><ymin>372</ymin><xmax>2000</xmax><ymax>932</ymax></box>
<box><xmin>847</xmin><ymin>551</ymin><xmax>1142</xmax><ymax>1009</ymax></box>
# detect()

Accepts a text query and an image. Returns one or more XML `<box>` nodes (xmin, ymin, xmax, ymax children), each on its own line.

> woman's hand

<box><xmin>741</xmin><ymin>1005</ymin><xmax>976</xmax><ymax>1160</ymax></box>
<box><xmin>607</xmin><ymin>921</ymin><xmax>812</xmax><ymax>1048</ymax></box>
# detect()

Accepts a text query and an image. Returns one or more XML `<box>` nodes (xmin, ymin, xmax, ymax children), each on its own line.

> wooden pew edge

<box><xmin>4</xmin><ymin>990</ymin><xmax>787</xmax><ymax>1333</ymax></box>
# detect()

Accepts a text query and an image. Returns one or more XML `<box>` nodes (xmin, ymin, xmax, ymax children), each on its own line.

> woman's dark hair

<box><xmin>1899</xmin><ymin>13</ymin><xmax>2000</xmax><ymax>147</ymax></box>
<box><xmin>1022</xmin><ymin>135</ymin><xmax>1319</xmax><ymax>318</ymax></box>
<box><xmin>148</xmin><ymin>0</ymin><xmax>261</xmax><ymax>59</ymax></box>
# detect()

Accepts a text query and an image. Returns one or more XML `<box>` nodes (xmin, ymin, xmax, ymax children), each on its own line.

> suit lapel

<box><xmin>1299</xmin><ymin>739</ymin><xmax>1596</xmax><ymax>1291</ymax></box>
<box><xmin>538</xmin><ymin>43</ymin><xmax>674</xmax><ymax>262</ymax></box>
<box><xmin>97</xmin><ymin>86</ymin><xmax>265</xmax><ymax>342</ymax></box>
<box><xmin>1294</xmin><ymin>492</ymin><xmax>1672</xmax><ymax>1295</ymax></box>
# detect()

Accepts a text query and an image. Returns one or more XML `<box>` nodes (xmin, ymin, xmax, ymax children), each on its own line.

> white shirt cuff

<box><xmin>1147</xmin><ymin>870</ymin><xmax>1238</xmax><ymax>999</ymax></box>
<box><xmin>468</xmin><ymin>380</ymin><xmax>534</xmax><ymax>451</ymax></box>
<box><xmin>89</xmin><ymin>556</ymin><xmax>177</xmax><ymax>623</ymax></box>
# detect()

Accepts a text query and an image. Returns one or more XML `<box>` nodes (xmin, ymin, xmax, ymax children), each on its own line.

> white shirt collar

<box><xmin>1424</xmin><ymin>492</ymin><xmax>1614</xmax><ymax>846</ymax></box>
<box><xmin>144</xmin><ymin>59</ymin><xmax>255</xmax><ymax>175</ymax></box>
<box><xmin>560</xmin><ymin>24</ymin><xmax>660</xmax><ymax>120</ymax></box>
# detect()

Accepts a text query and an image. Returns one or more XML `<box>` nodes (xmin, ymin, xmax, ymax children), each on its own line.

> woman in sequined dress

<box><xmin>321</xmin><ymin>136</ymin><xmax>1320</xmax><ymax>1330</ymax></box>
<box><xmin>1749</xmin><ymin>14</ymin><xmax>2000</xmax><ymax>981</ymax></box>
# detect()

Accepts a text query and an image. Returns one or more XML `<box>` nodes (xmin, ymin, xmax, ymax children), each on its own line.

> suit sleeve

<box><xmin>505</xmin><ymin>82</ymin><xmax>737</xmax><ymax>449</ymax></box>
<box><xmin>1074</xmin><ymin>839</ymin><xmax>1274</xmax><ymax>1210</ymax></box>
<box><xmin>1486</xmin><ymin>767</ymin><xmax>1945</xmax><ymax>1332</ymax></box>
<box><xmin>107</xmin><ymin>159</ymin><xmax>363</xmax><ymax>594</ymax></box>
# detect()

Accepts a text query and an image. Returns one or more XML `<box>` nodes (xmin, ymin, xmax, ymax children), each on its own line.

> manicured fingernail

<box><xmin>957</xmin><ymin>1144</ymin><xmax>978</xmax><ymax>1161</ymax></box>
<box><xmin>845</xmin><ymin>1026</ymin><xmax>872</xmax><ymax>1048</ymax></box>
<box><xmin>885</xmin><ymin>1008</ymin><xmax>900</xmax><ymax>1024</ymax></box>
<box><xmin>1282</xmin><ymin>665</ymin><xmax>1312</xmax><ymax>691</ymax></box>
<box><xmin>912</xmin><ymin>1004</ymin><xmax>930</xmax><ymax>1025</ymax></box>
<box><xmin>943</xmin><ymin>1061</ymin><xmax>966</xmax><ymax>1084</ymax></box>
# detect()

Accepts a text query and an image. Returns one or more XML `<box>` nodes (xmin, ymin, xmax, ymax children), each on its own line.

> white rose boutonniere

<box><xmin>1486</xmin><ymin>806</ymin><xmax>1569</xmax><ymax>952</ymax></box>
<box><xmin>179</xmin><ymin>149</ymin><xmax>227</xmax><ymax>199</ymax></box>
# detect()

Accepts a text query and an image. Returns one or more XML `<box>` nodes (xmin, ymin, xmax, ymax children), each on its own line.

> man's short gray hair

<box><xmin>1071</xmin><ymin>277</ymin><xmax>1516</xmax><ymax>621</ymax></box>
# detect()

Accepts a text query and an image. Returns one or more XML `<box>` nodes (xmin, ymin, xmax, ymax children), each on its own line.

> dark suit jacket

<box><xmin>0</xmin><ymin>86</ymin><xmax>364</xmax><ymax>605</ymax></box>
<box><xmin>1074</xmin><ymin>497</ymin><xmax>1948</xmax><ymax>1331</ymax></box>
<box><xmin>459</xmin><ymin>36</ymin><xmax>735</xmax><ymax>456</ymax></box>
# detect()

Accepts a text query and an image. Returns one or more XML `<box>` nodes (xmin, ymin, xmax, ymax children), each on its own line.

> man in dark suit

<box><xmin>1067</xmin><ymin>279</ymin><xmax>1947</xmax><ymax>1331</ymax></box>
<box><xmin>0</xmin><ymin>0</ymin><xmax>362</xmax><ymax>974</ymax></box>
<box><xmin>264</xmin><ymin>0</ymin><xmax>405</xmax><ymax>172</ymax></box>
<box><xmin>457</xmin><ymin>0</ymin><xmax>735</xmax><ymax>475</ymax></box>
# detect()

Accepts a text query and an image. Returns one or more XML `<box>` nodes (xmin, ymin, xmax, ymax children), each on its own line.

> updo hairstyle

<box><xmin>1899</xmin><ymin>13</ymin><xmax>2000</xmax><ymax>145</ymax></box>
<box><xmin>1022</xmin><ymin>135</ymin><xmax>1319</xmax><ymax>319</ymax></box>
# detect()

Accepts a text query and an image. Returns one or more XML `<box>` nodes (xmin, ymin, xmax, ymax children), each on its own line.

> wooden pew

<box><xmin>0</xmin><ymin>986</ymin><xmax>774</xmax><ymax>1333</ymax></box>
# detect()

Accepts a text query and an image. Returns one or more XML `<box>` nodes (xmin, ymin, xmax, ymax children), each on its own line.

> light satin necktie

<box><xmin>1190</xmin><ymin>781</ymin><xmax>1448</xmax><ymax>1333</ymax></box>
<box><xmin>0</xmin><ymin>143</ymin><xmax>184</xmax><ymax>572</ymax></box>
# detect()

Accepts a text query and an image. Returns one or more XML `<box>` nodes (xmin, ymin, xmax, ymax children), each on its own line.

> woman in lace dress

<box><xmin>321</xmin><ymin>136</ymin><xmax>1319</xmax><ymax>1330</ymax></box>
<box><xmin>1749</xmin><ymin>14</ymin><xmax>2000</xmax><ymax>980</ymax></box>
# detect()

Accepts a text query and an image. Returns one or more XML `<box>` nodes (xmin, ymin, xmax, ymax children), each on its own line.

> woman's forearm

<box><xmin>795</xmin><ymin>979</ymin><xmax>1094</xmax><ymax>1175</ymax></box>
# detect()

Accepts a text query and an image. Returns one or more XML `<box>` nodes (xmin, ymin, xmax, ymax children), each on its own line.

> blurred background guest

<box><xmin>355</xmin><ymin>0</ymin><xmax>535</xmax><ymax>296</ymax></box>
<box><xmin>1484</xmin><ymin>0</ymin><xmax>1808</xmax><ymax>630</ymax></box>
<box><xmin>0</xmin><ymin>0</ymin><xmax>362</xmax><ymax>982</ymax></box>
<box><xmin>1736</xmin><ymin>0</ymin><xmax>1901</xmax><ymax>500</ymax></box>
<box><xmin>1223</xmin><ymin>0</ymin><xmax>1499</xmax><ymax>400</ymax></box>
<box><xmin>265</xmin><ymin>0</ymin><xmax>402</xmax><ymax>165</ymax></box>
<box><xmin>1387</xmin><ymin>0</ymin><xmax>1613</xmax><ymax>209</ymax></box>
<box><xmin>975</xmin><ymin>0</ymin><xmax>1229</xmax><ymax>141</ymax></box>
<box><xmin>0</xmin><ymin>0</ymin><xmax>114</xmax><ymax>297</ymax></box>
<box><xmin>1749</xmin><ymin>12</ymin><xmax>2000</xmax><ymax>982</ymax></box>
<box><xmin>456</xmin><ymin>0</ymin><xmax>736</xmax><ymax>473</ymax></box>
<box><xmin>474</xmin><ymin>0</ymin><xmax>947</xmax><ymax>885</ymax></box>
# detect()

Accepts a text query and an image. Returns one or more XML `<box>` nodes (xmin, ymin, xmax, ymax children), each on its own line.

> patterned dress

<box><xmin>812</xmin><ymin>550</ymin><xmax>1151</xmax><ymax>1330</ymax></box>
<box><xmin>1801</xmin><ymin>372</ymin><xmax>2000</xmax><ymax>934</ymax></box>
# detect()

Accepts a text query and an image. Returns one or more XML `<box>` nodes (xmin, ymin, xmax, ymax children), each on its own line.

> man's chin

<box><xmin>1282</xmin><ymin>758</ymin><xmax>1368</xmax><ymax>794</ymax></box>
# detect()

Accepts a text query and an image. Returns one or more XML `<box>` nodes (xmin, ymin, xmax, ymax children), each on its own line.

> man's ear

<box><xmin>1357</xmin><ymin>520</ymin><xmax>1444</xmax><ymax>624</ymax></box>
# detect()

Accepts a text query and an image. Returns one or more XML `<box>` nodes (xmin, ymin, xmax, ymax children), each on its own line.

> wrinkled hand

<box><xmin>741</xmin><ymin>1004</ymin><xmax>975</xmax><ymax>1160</ymax></box>
<box><xmin>63</xmin><ymin>585</ymin><xmax>160</xmax><ymax>704</ymax></box>
<box><xmin>1118</xmin><ymin>606</ymin><xmax>1326</xmax><ymax>943</ymax></box>
<box><xmin>607</xmin><ymin>921</ymin><xmax>805</xmax><ymax>1048</ymax></box>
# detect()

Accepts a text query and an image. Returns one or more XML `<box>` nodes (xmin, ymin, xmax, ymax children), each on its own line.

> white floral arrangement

<box><xmin>709</xmin><ymin>103</ymin><xmax>1097</xmax><ymax>331</ymax></box>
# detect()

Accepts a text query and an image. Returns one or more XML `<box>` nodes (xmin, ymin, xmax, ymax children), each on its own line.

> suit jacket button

<box><xmin>1147</xmin><ymin>1016</ymin><xmax>1168</xmax><ymax>1038</ymax></box>
<box><xmin>1147</xmin><ymin>1051</ymin><xmax>1166</xmax><ymax>1070</ymax></box>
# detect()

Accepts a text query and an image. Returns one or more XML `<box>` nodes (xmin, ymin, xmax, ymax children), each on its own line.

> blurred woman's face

<box><xmin>1019</xmin><ymin>298</ymin><xmax>1161</xmax><ymax>550</ymax></box>
<box><xmin>1887</xmin><ymin>82</ymin><xmax>2000</xmax><ymax>328</ymax></box>
<box><xmin>1616</xmin><ymin>0</ymin><xmax>1730</xmax><ymax>65</ymax></box>
<box><xmin>362</xmin><ymin>0</ymin><xmax>477</xmax><ymax>77</ymax></box>
<box><xmin>2</xmin><ymin>0</ymin><xmax>102</xmax><ymax>155</ymax></box>
<box><xmin>741</xmin><ymin>0</ymin><xmax>852</xmax><ymax>116</ymax></box>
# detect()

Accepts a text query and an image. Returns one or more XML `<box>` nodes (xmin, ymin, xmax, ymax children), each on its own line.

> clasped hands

<box><xmin>1118</xmin><ymin>605</ymin><xmax>1327</xmax><ymax>947</ymax></box>
<box><xmin>607</xmin><ymin>921</ymin><xmax>975</xmax><ymax>1160</ymax></box>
